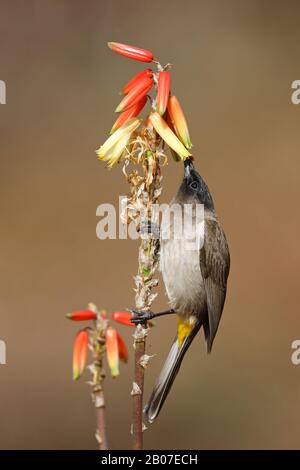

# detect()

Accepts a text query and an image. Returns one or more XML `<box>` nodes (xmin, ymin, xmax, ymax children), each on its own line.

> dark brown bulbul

<box><xmin>132</xmin><ymin>159</ymin><xmax>230</xmax><ymax>423</ymax></box>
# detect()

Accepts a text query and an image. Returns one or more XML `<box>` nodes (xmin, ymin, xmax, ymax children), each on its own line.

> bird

<box><xmin>131</xmin><ymin>158</ymin><xmax>230</xmax><ymax>423</ymax></box>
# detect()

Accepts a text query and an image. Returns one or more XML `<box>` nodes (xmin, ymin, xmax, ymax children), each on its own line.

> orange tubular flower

<box><xmin>108</xmin><ymin>42</ymin><xmax>154</xmax><ymax>63</ymax></box>
<box><xmin>121</xmin><ymin>69</ymin><xmax>153</xmax><ymax>95</ymax></box>
<box><xmin>149</xmin><ymin>112</ymin><xmax>192</xmax><ymax>160</ymax></box>
<box><xmin>73</xmin><ymin>330</ymin><xmax>89</xmax><ymax>380</ymax></box>
<box><xmin>106</xmin><ymin>327</ymin><xmax>119</xmax><ymax>377</ymax></box>
<box><xmin>116</xmin><ymin>331</ymin><xmax>128</xmax><ymax>363</ymax></box>
<box><xmin>115</xmin><ymin>76</ymin><xmax>153</xmax><ymax>113</ymax></box>
<box><xmin>167</xmin><ymin>95</ymin><xmax>192</xmax><ymax>149</ymax></box>
<box><xmin>111</xmin><ymin>96</ymin><xmax>147</xmax><ymax>134</ymax></box>
<box><xmin>112</xmin><ymin>311</ymin><xmax>135</xmax><ymax>327</ymax></box>
<box><xmin>65</xmin><ymin>310</ymin><xmax>97</xmax><ymax>321</ymax></box>
<box><xmin>156</xmin><ymin>71</ymin><xmax>171</xmax><ymax>115</ymax></box>
<box><xmin>165</xmin><ymin>111</ymin><xmax>181</xmax><ymax>162</ymax></box>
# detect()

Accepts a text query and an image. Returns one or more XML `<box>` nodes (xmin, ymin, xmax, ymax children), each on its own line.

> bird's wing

<box><xmin>200</xmin><ymin>217</ymin><xmax>230</xmax><ymax>351</ymax></box>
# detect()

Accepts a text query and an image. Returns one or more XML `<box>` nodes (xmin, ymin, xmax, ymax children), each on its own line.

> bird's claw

<box><xmin>130</xmin><ymin>309</ymin><xmax>154</xmax><ymax>325</ymax></box>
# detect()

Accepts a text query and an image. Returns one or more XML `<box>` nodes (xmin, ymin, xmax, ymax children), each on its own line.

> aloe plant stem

<box><xmin>131</xmin><ymin>147</ymin><xmax>161</xmax><ymax>450</ymax></box>
<box><xmin>91</xmin><ymin>317</ymin><xmax>109</xmax><ymax>450</ymax></box>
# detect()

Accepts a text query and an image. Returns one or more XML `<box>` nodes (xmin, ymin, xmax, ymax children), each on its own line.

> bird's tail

<box><xmin>144</xmin><ymin>318</ymin><xmax>202</xmax><ymax>424</ymax></box>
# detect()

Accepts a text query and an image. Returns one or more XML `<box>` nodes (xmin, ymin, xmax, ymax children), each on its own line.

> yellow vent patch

<box><xmin>177</xmin><ymin>317</ymin><xmax>196</xmax><ymax>346</ymax></box>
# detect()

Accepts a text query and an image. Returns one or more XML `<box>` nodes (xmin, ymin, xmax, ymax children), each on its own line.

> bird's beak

<box><xmin>184</xmin><ymin>158</ymin><xmax>194</xmax><ymax>178</ymax></box>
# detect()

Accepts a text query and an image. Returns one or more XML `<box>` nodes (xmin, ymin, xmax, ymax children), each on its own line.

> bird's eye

<box><xmin>189</xmin><ymin>181</ymin><xmax>198</xmax><ymax>190</ymax></box>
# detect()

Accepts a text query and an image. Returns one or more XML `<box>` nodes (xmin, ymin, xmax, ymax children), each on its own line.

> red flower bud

<box><xmin>111</xmin><ymin>96</ymin><xmax>147</xmax><ymax>134</ymax></box>
<box><xmin>115</xmin><ymin>76</ymin><xmax>153</xmax><ymax>113</ymax></box>
<box><xmin>156</xmin><ymin>71</ymin><xmax>171</xmax><ymax>116</ymax></box>
<box><xmin>108</xmin><ymin>42</ymin><xmax>154</xmax><ymax>63</ymax></box>
<box><xmin>112</xmin><ymin>311</ymin><xmax>135</xmax><ymax>327</ymax></box>
<box><xmin>106</xmin><ymin>327</ymin><xmax>119</xmax><ymax>377</ymax></box>
<box><xmin>116</xmin><ymin>331</ymin><xmax>128</xmax><ymax>363</ymax></box>
<box><xmin>121</xmin><ymin>69</ymin><xmax>153</xmax><ymax>95</ymax></box>
<box><xmin>73</xmin><ymin>330</ymin><xmax>88</xmax><ymax>380</ymax></box>
<box><xmin>65</xmin><ymin>310</ymin><xmax>97</xmax><ymax>321</ymax></box>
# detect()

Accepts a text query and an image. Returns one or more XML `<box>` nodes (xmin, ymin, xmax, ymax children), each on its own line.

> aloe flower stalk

<box><xmin>96</xmin><ymin>41</ymin><xmax>195</xmax><ymax>449</ymax></box>
<box><xmin>167</xmin><ymin>95</ymin><xmax>192</xmax><ymax>149</ymax></box>
<box><xmin>66</xmin><ymin>304</ymin><xmax>130</xmax><ymax>449</ymax></box>
<box><xmin>108</xmin><ymin>42</ymin><xmax>154</xmax><ymax>62</ymax></box>
<box><xmin>156</xmin><ymin>71</ymin><xmax>171</xmax><ymax>115</ymax></box>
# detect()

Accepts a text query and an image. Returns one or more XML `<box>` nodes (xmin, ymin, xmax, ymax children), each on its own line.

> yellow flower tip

<box><xmin>115</xmin><ymin>103</ymin><xmax>122</xmax><ymax>113</ymax></box>
<box><xmin>111</xmin><ymin>367</ymin><xmax>120</xmax><ymax>378</ymax></box>
<box><xmin>96</xmin><ymin>118</ymin><xmax>141</xmax><ymax>167</ymax></box>
<box><xmin>73</xmin><ymin>368</ymin><xmax>81</xmax><ymax>381</ymax></box>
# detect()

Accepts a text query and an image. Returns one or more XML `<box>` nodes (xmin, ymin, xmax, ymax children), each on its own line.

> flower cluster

<box><xmin>96</xmin><ymin>41</ymin><xmax>193</xmax><ymax>167</ymax></box>
<box><xmin>66</xmin><ymin>308</ymin><xmax>133</xmax><ymax>380</ymax></box>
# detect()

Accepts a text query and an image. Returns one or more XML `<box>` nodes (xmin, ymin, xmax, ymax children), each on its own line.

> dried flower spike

<box><xmin>65</xmin><ymin>310</ymin><xmax>97</xmax><ymax>321</ymax></box>
<box><xmin>116</xmin><ymin>331</ymin><xmax>129</xmax><ymax>363</ymax></box>
<box><xmin>73</xmin><ymin>330</ymin><xmax>89</xmax><ymax>380</ymax></box>
<box><xmin>112</xmin><ymin>311</ymin><xmax>135</xmax><ymax>327</ymax></box>
<box><xmin>106</xmin><ymin>327</ymin><xmax>119</xmax><ymax>377</ymax></box>
<box><xmin>115</xmin><ymin>76</ymin><xmax>153</xmax><ymax>113</ymax></box>
<box><xmin>167</xmin><ymin>95</ymin><xmax>192</xmax><ymax>149</ymax></box>
<box><xmin>108</xmin><ymin>42</ymin><xmax>154</xmax><ymax>63</ymax></box>
<box><xmin>121</xmin><ymin>69</ymin><xmax>153</xmax><ymax>95</ymax></box>
<box><xmin>149</xmin><ymin>112</ymin><xmax>192</xmax><ymax>160</ymax></box>
<box><xmin>111</xmin><ymin>97</ymin><xmax>147</xmax><ymax>134</ymax></box>
<box><xmin>156</xmin><ymin>71</ymin><xmax>171</xmax><ymax>116</ymax></box>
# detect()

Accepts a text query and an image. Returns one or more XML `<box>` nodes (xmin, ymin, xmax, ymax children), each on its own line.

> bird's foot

<box><xmin>130</xmin><ymin>309</ymin><xmax>154</xmax><ymax>325</ymax></box>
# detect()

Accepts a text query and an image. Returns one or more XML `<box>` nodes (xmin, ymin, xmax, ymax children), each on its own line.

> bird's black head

<box><xmin>176</xmin><ymin>159</ymin><xmax>215</xmax><ymax>210</ymax></box>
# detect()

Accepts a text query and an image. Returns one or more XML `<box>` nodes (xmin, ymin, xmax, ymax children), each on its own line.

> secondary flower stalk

<box><xmin>67</xmin><ymin>305</ymin><xmax>129</xmax><ymax>449</ymax></box>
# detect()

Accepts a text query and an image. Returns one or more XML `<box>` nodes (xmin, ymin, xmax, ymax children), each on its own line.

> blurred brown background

<box><xmin>0</xmin><ymin>0</ymin><xmax>300</xmax><ymax>450</ymax></box>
